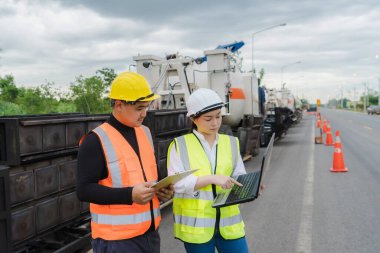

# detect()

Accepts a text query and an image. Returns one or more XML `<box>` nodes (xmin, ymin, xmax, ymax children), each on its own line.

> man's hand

<box><xmin>132</xmin><ymin>182</ymin><xmax>156</xmax><ymax>204</ymax></box>
<box><xmin>156</xmin><ymin>184</ymin><xmax>174</xmax><ymax>202</ymax></box>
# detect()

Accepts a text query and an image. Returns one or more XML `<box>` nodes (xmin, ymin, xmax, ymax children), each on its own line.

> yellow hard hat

<box><xmin>108</xmin><ymin>72</ymin><xmax>160</xmax><ymax>102</ymax></box>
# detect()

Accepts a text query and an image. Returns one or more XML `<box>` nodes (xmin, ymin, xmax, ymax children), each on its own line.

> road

<box><xmin>159</xmin><ymin>109</ymin><xmax>380</xmax><ymax>253</ymax></box>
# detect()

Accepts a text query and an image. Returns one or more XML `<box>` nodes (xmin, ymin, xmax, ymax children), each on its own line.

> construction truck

<box><xmin>133</xmin><ymin>41</ymin><xmax>263</xmax><ymax>164</ymax></box>
<box><xmin>0</xmin><ymin>41</ymin><xmax>264</xmax><ymax>253</ymax></box>
<box><xmin>261</xmin><ymin>87</ymin><xmax>303</xmax><ymax>146</ymax></box>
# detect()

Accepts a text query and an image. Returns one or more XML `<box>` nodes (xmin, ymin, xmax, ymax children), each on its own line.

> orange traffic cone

<box><xmin>330</xmin><ymin>131</ymin><xmax>348</xmax><ymax>172</ymax></box>
<box><xmin>322</xmin><ymin>119</ymin><xmax>328</xmax><ymax>133</ymax></box>
<box><xmin>325</xmin><ymin>123</ymin><xmax>334</xmax><ymax>146</ymax></box>
<box><xmin>316</xmin><ymin>117</ymin><xmax>322</xmax><ymax>128</ymax></box>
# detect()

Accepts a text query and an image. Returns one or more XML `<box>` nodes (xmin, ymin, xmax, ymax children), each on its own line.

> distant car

<box><xmin>307</xmin><ymin>104</ymin><xmax>317</xmax><ymax>112</ymax></box>
<box><xmin>367</xmin><ymin>105</ymin><xmax>380</xmax><ymax>115</ymax></box>
<box><xmin>307</xmin><ymin>104</ymin><xmax>317</xmax><ymax>115</ymax></box>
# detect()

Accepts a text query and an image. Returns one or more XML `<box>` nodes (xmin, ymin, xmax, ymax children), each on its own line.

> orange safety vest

<box><xmin>89</xmin><ymin>122</ymin><xmax>161</xmax><ymax>240</ymax></box>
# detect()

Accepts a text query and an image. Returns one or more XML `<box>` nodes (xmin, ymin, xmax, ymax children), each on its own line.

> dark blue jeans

<box><xmin>91</xmin><ymin>230</ymin><xmax>160</xmax><ymax>253</ymax></box>
<box><xmin>183</xmin><ymin>233</ymin><xmax>249</xmax><ymax>253</ymax></box>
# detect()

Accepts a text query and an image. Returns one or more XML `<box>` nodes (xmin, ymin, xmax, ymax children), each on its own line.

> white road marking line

<box><xmin>296</xmin><ymin>119</ymin><xmax>314</xmax><ymax>253</ymax></box>
<box><xmin>363</xmin><ymin>126</ymin><xmax>373</xmax><ymax>131</ymax></box>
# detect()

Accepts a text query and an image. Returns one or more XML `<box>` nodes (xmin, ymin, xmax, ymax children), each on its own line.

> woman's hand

<box><xmin>212</xmin><ymin>175</ymin><xmax>243</xmax><ymax>189</ymax></box>
<box><xmin>195</xmin><ymin>175</ymin><xmax>242</xmax><ymax>191</ymax></box>
<box><xmin>259</xmin><ymin>184</ymin><xmax>266</xmax><ymax>196</ymax></box>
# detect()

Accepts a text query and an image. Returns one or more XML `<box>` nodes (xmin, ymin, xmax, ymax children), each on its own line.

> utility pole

<box><xmin>378</xmin><ymin>77</ymin><xmax>380</xmax><ymax>106</ymax></box>
<box><xmin>363</xmin><ymin>82</ymin><xmax>368</xmax><ymax>113</ymax></box>
<box><xmin>375</xmin><ymin>55</ymin><xmax>380</xmax><ymax>105</ymax></box>
<box><xmin>353</xmin><ymin>88</ymin><xmax>357</xmax><ymax>111</ymax></box>
<box><xmin>281</xmin><ymin>61</ymin><xmax>301</xmax><ymax>88</ymax></box>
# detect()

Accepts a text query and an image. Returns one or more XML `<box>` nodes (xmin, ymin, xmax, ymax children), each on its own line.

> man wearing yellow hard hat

<box><xmin>77</xmin><ymin>72</ymin><xmax>173</xmax><ymax>253</ymax></box>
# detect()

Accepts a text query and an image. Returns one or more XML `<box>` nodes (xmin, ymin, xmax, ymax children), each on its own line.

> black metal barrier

<box><xmin>0</xmin><ymin>114</ymin><xmax>107</xmax><ymax>252</ymax></box>
<box><xmin>0</xmin><ymin>166</ymin><xmax>12</xmax><ymax>253</ymax></box>
<box><xmin>0</xmin><ymin>114</ymin><xmax>109</xmax><ymax>166</ymax></box>
<box><xmin>0</xmin><ymin>110</ymin><xmax>191</xmax><ymax>252</ymax></box>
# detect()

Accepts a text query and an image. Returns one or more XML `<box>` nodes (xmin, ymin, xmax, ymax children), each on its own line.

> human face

<box><xmin>192</xmin><ymin>109</ymin><xmax>222</xmax><ymax>136</ymax></box>
<box><xmin>113</xmin><ymin>100</ymin><xmax>150</xmax><ymax>127</ymax></box>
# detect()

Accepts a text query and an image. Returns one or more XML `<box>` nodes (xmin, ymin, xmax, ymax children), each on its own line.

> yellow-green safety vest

<box><xmin>168</xmin><ymin>133</ymin><xmax>245</xmax><ymax>243</ymax></box>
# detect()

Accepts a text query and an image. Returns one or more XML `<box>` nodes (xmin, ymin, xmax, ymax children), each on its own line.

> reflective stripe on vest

<box><xmin>220</xmin><ymin>213</ymin><xmax>243</xmax><ymax>227</ymax></box>
<box><xmin>229</xmin><ymin>135</ymin><xmax>238</xmax><ymax>175</ymax></box>
<box><xmin>174</xmin><ymin>190</ymin><xmax>214</xmax><ymax>201</ymax></box>
<box><xmin>141</xmin><ymin>125</ymin><xmax>154</xmax><ymax>150</ymax></box>
<box><xmin>174</xmin><ymin>215</ymin><xmax>215</xmax><ymax>228</ymax></box>
<box><xmin>176</xmin><ymin>135</ymin><xmax>190</xmax><ymax>170</ymax></box>
<box><xmin>174</xmin><ymin>213</ymin><xmax>242</xmax><ymax>228</ymax></box>
<box><xmin>93</xmin><ymin>126</ymin><xmax>123</xmax><ymax>187</ymax></box>
<box><xmin>171</xmin><ymin>133</ymin><xmax>245</xmax><ymax>243</ymax></box>
<box><xmin>92</xmin><ymin>208</ymin><xmax>160</xmax><ymax>225</ymax></box>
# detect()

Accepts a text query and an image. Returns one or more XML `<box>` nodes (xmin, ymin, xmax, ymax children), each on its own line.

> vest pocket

<box><xmin>119</xmin><ymin>158</ymin><xmax>143</xmax><ymax>186</ymax></box>
<box><xmin>180</xmin><ymin>224</ymin><xmax>204</xmax><ymax>234</ymax></box>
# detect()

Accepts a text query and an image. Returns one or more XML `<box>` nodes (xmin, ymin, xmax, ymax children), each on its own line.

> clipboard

<box><xmin>152</xmin><ymin>169</ymin><xmax>198</xmax><ymax>189</ymax></box>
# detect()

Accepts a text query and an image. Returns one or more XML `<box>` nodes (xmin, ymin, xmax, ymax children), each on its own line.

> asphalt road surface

<box><xmin>159</xmin><ymin>109</ymin><xmax>380</xmax><ymax>253</ymax></box>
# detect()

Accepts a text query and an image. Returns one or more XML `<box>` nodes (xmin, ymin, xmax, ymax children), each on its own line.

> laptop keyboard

<box><xmin>226</xmin><ymin>172</ymin><xmax>259</xmax><ymax>202</ymax></box>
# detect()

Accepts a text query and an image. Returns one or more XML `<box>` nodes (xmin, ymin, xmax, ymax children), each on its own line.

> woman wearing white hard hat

<box><xmin>167</xmin><ymin>88</ymin><xmax>249</xmax><ymax>253</ymax></box>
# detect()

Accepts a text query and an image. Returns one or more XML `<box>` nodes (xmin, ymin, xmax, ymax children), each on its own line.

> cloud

<box><xmin>1</xmin><ymin>0</ymin><xmax>380</xmax><ymax>103</ymax></box>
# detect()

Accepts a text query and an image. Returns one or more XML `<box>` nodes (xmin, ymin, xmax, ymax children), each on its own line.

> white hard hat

<box><xmin>186</xmin><ymin>88</ymin><xmax>225</xmax><ymax>117</ymax></box>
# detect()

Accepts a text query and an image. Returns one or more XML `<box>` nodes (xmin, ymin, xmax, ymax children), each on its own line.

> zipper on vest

<box><xmin>213</xmin><ymin>145</ymin><xmax>221</xmax><ymax>233</ymax></box>
<box><xmin>192</xmin><ymin>133</ymin><xmax>220</xmax><ymax>233</ymax></box>
<box><xmin>136</xmin><ymin>143</ymin><xmax>155</xmax><ymax>231</ymax></box>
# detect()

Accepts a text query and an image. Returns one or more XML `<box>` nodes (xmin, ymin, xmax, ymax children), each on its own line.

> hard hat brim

<box><xmin>109</xmin><ymin>93</ymin><xmax>160</xmax><ymax>102</ymax></box>
<box><xmin>139</xmin><ymin>94</ymin><xmax>161</xmax><ymax>101</ymax></box>
<box><xmin>187</xmin><ymin>102</ymin><xmax>225</xmax><ymax>117</ymax></box>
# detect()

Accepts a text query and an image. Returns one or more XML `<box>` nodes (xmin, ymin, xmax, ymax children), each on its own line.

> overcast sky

<box><xmin>1</xmin><ymin>0</ymin><xmax>380</xmax><ymax>103</ymax></box>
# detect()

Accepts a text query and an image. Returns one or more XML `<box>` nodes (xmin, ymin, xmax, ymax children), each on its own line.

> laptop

<box><xmin>212</xmin><ymin>133</ymin><xmax>275</xmax><ymax>208</ymax></box>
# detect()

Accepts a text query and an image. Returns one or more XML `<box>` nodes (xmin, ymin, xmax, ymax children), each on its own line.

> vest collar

<box><xmin>192</xmin><ymin>129</ymin><xmax>219</xmax><ymax>149</ymax></box>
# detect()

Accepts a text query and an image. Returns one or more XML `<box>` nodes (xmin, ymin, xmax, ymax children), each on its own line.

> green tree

<box><xmin>17</xmin><ymin>87</ymin><xmax>50</xmax><ymax>114</ymax></box>
<box><xmin>0</xmin><ymin>75</ymin><xmax>19</xmax><ymax>103</ymax></box>
<box><xmin>55</xmin><ymin>91</ymin><xmax>77</xmax><ymax>113</ymax></box>
<box><xmin>360</xmin><ymin>93</ymin><xmax>379</xmax><ymax>106</ymax></box>
<box><xmin>1</xmin><ymin>68</ymin><xmax>116</xmax><ymax>115</ymax></box>
<box><xmin>0</xmin><ymin>101</ymin><xmax>25</xmax><ymax>116</ymax></box>
<box><xmin>70</xmin><ymin>76</ymin><xmax>108</xmax><ymax>114</ymax></box>
<box><xmin>96</xmin><ymin>68</ymin><xmax>117</xmax><ymax>87</ymax></box>
<box><xmin>69</xmin><ymin>68</ymin><xmax>116</xmax><ymax>114</ymax></box>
